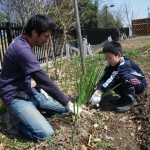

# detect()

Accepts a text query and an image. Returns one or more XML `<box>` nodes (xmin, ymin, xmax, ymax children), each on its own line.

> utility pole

<box><xmin>148</xmin><ymin>6</ymin><xmax>150</xmax><ymax>18</ymax></box>
<box><xmin>106</xmin><ymin>6</ymin><xmax>108</xmax><ymax>28</ymax></box>
<box><xmin>106</xmin><ymin>5</ymin><xmax>115</xmax><ymax>28</ymax></box>
<box><xmin>73</xmin><ymin>0</ymin><xmax>85</xmax><ymax>75</ymax></box>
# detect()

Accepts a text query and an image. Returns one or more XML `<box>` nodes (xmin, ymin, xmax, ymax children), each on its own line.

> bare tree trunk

<box><xmin>45</xmin><ymin>47</ymin><xmax>49</xmax><ymax>73</ymax></box>
<box><xmin>49</xmin><ymin>34</ymin><xmax>58</xmax><ymax>79</ymax></box>
<box><xmin>54</xmin><ymin>1</ymin><xmax>69</xmax><ymax>80</ymax></box>
<box><xmin>57</xmin><ymin>27</ymin><xmax>67</xmax><ymax>80</ymax></box>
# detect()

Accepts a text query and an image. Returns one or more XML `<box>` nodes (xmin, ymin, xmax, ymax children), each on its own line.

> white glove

<box><xmin>90</xmin><ymin>91</ymin><xmax>101</xmax><ymax>107</ymax></box>
<box><xmin>40</xmin><ymin>89</ymin><xmax>49</xmax><ymax>100</ymax></box>
<box><xmin>66</xmin><ymin>101</ymin><xmax>82</xmax><ymax>116</ymax></box>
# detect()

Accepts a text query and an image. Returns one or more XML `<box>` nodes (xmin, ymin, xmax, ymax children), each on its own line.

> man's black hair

<box><xmin>24</xmin><ymin>14</ymin><xmax>56</xmax><ymax>37</ymax></box>
<box><xmin>102</xmin><ymin>41</ymin><xmax>123</xmax><ymax>56</ymax></box>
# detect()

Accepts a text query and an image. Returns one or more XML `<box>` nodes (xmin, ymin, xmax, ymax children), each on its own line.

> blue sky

<box><xmin>111</xmin><ymin>0</ymin><xmax>150</xmax><ymax>19</ymax></box>
<box><xmin>108</xmin><ymin>0</ymin><xmax>150</xmax><ymax>19</ymax></box>
<box><xmin>101</xmin><ymin>0</ymin><xmax>150</xmax><ymax>26</ymax></box>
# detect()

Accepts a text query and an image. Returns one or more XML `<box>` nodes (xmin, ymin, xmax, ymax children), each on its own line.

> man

<box><xmin>90</xmin><ymin>41</ymin><xmax>147</xmax><ymax>113</ymax></box>
<box><xmin>0</xmin><ymin>14</ymin><xmax>80</xmax><ymax>141</ymax></box>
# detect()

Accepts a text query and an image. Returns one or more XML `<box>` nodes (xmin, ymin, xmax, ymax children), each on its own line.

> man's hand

<box><xmin>90</xmin><ymin>91</ymin><xmax>101</xmax><ymax>107</ymax></box>
<box><xmin>31</xmin><ymin>80</ymin><xmax>36</xmax><ymax>88</ymax></box>
<box><xmin>66</xmin><ymin>101</ymin><xmax>82</xmax><ymax>116</ymax></box>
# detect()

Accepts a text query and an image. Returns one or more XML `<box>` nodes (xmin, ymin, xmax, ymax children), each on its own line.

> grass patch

<box><xmin>95</xmin><ymin>140</ymin><xmax>114</xmax><ymax>150</ymax></box>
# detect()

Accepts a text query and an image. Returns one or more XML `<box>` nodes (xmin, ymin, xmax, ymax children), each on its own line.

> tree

<box><xmin>0</xmin><ymin>0</ymin><xmax>53</xmax><ymax>25</ymax></box>
<box><xmin>122</xmin><ymin>0</ymin><xmax>134</xmax><ymax>36</ymax></box>
<box><xmin>46</xmin><ymin>0</ymin><xmax>76</xmax><ymax>79</ymax></box>
<box><xmin>0</xmin><ymin>13</ymin><xmax>10</xmax><ymax>22</ymax></box>
<box><xmin>111</xmin><ymin>0</ymin><xmax>134</xmax><ymax>36</ymax></box>
<box><xmin>78</xmin><ymin>0</ymin><xmax>99</xmax><ymax>28</ymax></box>
<box><xmin>99</xmin><ymin>5</ymin><xmax>113</xmax><ymax>28</ymax></box>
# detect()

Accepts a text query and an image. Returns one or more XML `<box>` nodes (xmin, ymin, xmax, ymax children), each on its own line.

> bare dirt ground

<box><xmin>0</xmin><ymin>36</ymin><xmax>149</xmax><ymax>150</ymax></box>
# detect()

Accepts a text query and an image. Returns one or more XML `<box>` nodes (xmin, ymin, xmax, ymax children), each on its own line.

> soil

<box><xmin>47</xmin><ymin>37</ymin><xmax>150</xmax><ymax>150</ymax></box>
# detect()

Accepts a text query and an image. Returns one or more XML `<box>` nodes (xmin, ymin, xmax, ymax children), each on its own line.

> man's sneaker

<box><xmin>3</xmin><ymin>109</ymin><xmax>19</xmax><ymax>135</ymax></box>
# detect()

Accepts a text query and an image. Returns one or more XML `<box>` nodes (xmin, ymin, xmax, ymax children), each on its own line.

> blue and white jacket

<box><xmin>96</xmin><ymin>56</ymin><xmax>147</xmax><ymax>94</ymax></box>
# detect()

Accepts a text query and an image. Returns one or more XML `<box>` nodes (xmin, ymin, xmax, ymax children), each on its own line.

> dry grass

<box><xmin>121</xmin><ymin>36</ymin><xmax>150</xmax><ymax>50</ymax></box>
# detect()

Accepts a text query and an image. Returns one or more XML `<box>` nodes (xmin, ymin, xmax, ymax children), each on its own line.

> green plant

<box><xmin>93</xmin><ymin>117</ymin><xmax>103</xmax><ymax>129</ymax></box>
<box><xmin>95</xmin><ymin>140</ymin><xmax>114</xmax><ymax>149</ymax></box>
<box><xmin>71</xmin><ymin>55</ymin><xmax>104</xmax><ymax>148</ymax></box>
<box><xmin>75</xmin><ymin>56</ymin><xmax>104</xmax><ymax>107</ymax></box>
<box><xmin>124</xmin><ymin>50</ymin><xmax>140</xmax><ymax>60</ymax></box>
<box><xmin>77</xmin><ymin>66</ymin><xmax>99</xmax><ymax>106</ymax></box>
<box><xmin>102</xmin><ymin>83</ymin><xmax>121</xmax><ymax>98</ymax></box>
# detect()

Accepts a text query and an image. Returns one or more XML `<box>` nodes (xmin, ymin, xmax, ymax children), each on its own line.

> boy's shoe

<box><xmin>115</xmin><ymin>86</ymin><xmax>137</xmax><ymax>113</ymax></box>
<box><xmin>115</xmin><ymin>100</ymin><xmax>138</xmax><ymax>113</ymax></box>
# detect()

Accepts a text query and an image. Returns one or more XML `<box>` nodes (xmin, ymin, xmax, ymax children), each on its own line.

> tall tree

<box><xmin>99</xmin><ymin>5</ymin><xmax>113</xmax><ymax>28</ymax></box>
<box><xmin>78</xmin><ymin>0</ymin><xmax>99</xmax><ymax>28</ymax></box>
<box><xmin>0</xmin><ymin>12</ymin><xmax>10</xmax><ymax>22</ymax></box>
<box><xmin>47</xmin><ymin>0</ymin><xmax>76</xmax><ymax>79</ymax></box>
<box><xmin>0</xmin><ymin>0</ymin><xmax>53</xmax><ymax>25</ymax></box>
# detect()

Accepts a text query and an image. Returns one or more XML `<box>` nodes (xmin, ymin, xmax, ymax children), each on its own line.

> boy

<box><xmin>90</xmin><ymin>41</ymin><xmax>147</xmax><ymax>113</ymax></box>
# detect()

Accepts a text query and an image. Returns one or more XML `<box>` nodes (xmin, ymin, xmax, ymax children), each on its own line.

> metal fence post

<box><xmin>65</xmin><ymin>43</ymin><xmax>70</xmax><ymax>59</ymax></box>
<box><xmin>83</xmin><ymin>38</ymin><xmax>87</xmax><ymax>57</ymax></box>
<box><xmin>6</xmin><ymin>22</ymin><xmax>13</xmax><ymax>46</ymax></box>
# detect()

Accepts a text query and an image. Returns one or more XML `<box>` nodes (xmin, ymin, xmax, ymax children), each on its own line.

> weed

<box><xmin>95</xmin><ymin>140</ymin><xmax>114</xmax><ymax>149</ymax></box>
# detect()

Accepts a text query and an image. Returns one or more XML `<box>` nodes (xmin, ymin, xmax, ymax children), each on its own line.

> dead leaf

<box><xmin>104</xmin><ymin>125</ymin><xmax>108</xmax><ymax>130</ymax></box>
<box><xmin>130</xmin><ymin>132</ymin><xmax>135</xmax><ymax>137</ymax></box>
<box><xmin>80</xmin><ymin>145</ymin><xmax>87</xmax><ymax>150</ymax></box>
<box><xmin>119</xmin><ymin>116</ymin><xmax>127</xmax><ymax>123</ymax></box>
<box><xmin>93</xmin><ymin>123</ymin><xmax>99</xmax><ymax>128</ymax></box>
<box><xmin>88</xmin><ymin>135</ymin><xmax>92</xmax><ymax>146</ymax></box>
<box><xmin>104</xmin><ymin>135</ymin><xmax>114</xmax><ymax>140</ymax></box>
<box><xmin>137</xmin><ymin>125</ymin><xmax>142</xmax><ymax>131</ymax></box>
<box><xmin>94</xmin><ymin>138</ymin><xmax>101</xmax><ymax>142</ymax></box>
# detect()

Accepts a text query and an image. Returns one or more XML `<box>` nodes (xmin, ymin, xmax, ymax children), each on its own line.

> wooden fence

<box><xmin>0</xmin><ymin>22</ymin><xmax>56</xmax><ymax>69</ymax></box>
<box><xmin>132</xmin><ymin>18</ymin><xmax>150</xmax><ymax>36</ymax></box>
<box><xmin>69</xmin><ymin>27</ymin><xmax>129</xmax><ymax>45</ymax></box>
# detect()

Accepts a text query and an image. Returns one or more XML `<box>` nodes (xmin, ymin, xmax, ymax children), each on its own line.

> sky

<box><xmin>101</xmin><ymin>0</ymin><xmax>150</xmax><ymax>26</ymax></box>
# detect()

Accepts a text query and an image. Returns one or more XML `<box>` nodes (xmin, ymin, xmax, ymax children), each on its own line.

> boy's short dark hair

<box><xmin>24</xmin><ymin>14</ymin><xmax>56</xmax><ymax>37</ymax></box>
<box><xmin>102</xmin><ymin>41</ymin><xmax>123</xmax><ymax>56</ymax></box>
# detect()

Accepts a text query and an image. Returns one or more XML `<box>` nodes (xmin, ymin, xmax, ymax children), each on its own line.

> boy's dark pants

<box><xmin>112</xmin><ymin>73</ymin><xmax>146</xmax><ymax>113</ymax></box>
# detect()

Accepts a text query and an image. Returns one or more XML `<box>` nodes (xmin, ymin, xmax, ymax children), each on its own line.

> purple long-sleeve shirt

<box><xmin>0</xmin><ymin>35</ymin><xmax>69</xmax><ymax>106</ymax></box>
